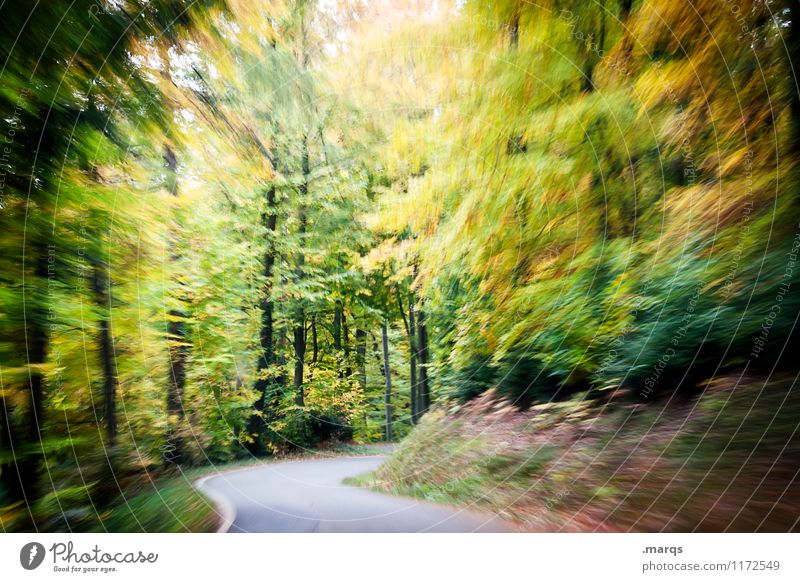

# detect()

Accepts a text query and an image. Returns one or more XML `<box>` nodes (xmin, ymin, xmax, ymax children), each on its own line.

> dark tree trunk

<box><xmin>164</xmin><ymin>144</ymin><xmax>187</xmax><ymax>464</ymax></box>
<box><xmin>293</xmin><ymin>320</ymin><xmax>306</xmax><ymax>406</ymax></box>
<box><xmin>333</xmin><ymin>301</ymin><xmax>342</xmax><ymax>351</ymax></box>
<box><xmin>248</xmin><ymin>186</ymin><xmax>278</xmax><ymax>454</ymax></box>
<box><xmin>355</xmin><ymin>326</ymin><xmax>368</xmax><ymax>431</ymax></box>
<box><xmin>166</xmin><ymin>326</ymin><xmax>188</xmax><ymax>455</ymax></box>
<box><xmin>278</xmin><ymin>328</ymin><xmax>288</xmax><ymax>386</ymax></box>
<box><xmin>381</xmin><ymin>320</ymin><xmax>393</xmax><ymax>441</ymax></box>
<box><xmin>311</xmin><ymin>314</ymin><xmax>318</xmax><ymax>364</ymax></box>
<box><xmin>416</xmin><ymin>301</ymin><xmax>430</xmax><ymax>415</ymax></box>
<box><xmin>292</xmin><ymin>135</ymin><xmax>309</xmax><ymax>406</ymax></box>
<box><xmin>407</xmin><ymin>292</ymin><xmax>419</xmax><ymax>423</ymax></box>
<box><xmin>342</xmin><ymin>308</ymin><xmax>352</xmax><ymax>378</ymax></box>
<box><xmin>92</xmin><ymin>262</ymin><xmax>117</xmax><ymax>446</ymax></box>
<box><xmin>333</xmin><ymin>300</ymin><xmax>343</xmax><ymax>377</ymax></box>
<box><xmin>80</xmin><ymin>96</ymin><xmax>119</xmax><ymax>450</ymax></box>
<box><xmin>356</xmin><ymin>327</ymin><xmax>367</xmax><ymax>390</ymax></box>
<box><xmin>334</xmin><ymin>308</ymin><xmax>343</xmax><ymax>388</ymax></box>
<box><xmin>257</xmin><ymin>187</ymin><xmax>278</xmax><ymax>372</ymax></box>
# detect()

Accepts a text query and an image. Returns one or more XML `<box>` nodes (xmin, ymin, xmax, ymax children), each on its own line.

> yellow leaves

<box><xmin>361</xmin><ymin>237</ymin><xmax>413</xmax><ymax>271</ymax></box>
<box><xmin>635</xmin><ymin>61</ymin><xmax>695</xmax><ymax>112</ymax></box>
<box><xmin>257</xmin><ymin>365</ymin><xmax>285</xmax><ymax>382</ymax></box>
<box><xmin>634</xmin><ymin>0</ymin><xmax>715</xmax><ymax>57</ymax></box>
<box><xmin>664</xmin><ymin>164</ymin><xmax>777</xmax><ymax>242</ymax></box>
<box><xmin>719</xmin><ymin>148</ymin><xmax>751</xmax><ymax>179</ymax></box>
<box><xmin>365</xmin><ymin>173</ymin><xmax>444</xmax><ymax>236</ymax></box>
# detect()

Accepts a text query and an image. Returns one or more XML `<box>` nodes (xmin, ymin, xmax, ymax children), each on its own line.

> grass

<box><xmin>97</xmin><ymin>472</ymin><xmax>218</xmax><ymax>533</ymax></box>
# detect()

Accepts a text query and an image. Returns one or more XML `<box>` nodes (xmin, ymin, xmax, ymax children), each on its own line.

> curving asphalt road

<box><xmin>195</xmin><ymin>455</ymin><xmax>513</xmax><ymax>533</ymax></box>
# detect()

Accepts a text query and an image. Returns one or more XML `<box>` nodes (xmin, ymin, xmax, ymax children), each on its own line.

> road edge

<box><xmin>190</xmin><ymin>453</ymin><xmax>390</xmax><ymax>533</ymax></box>
<box><xmin>194</xmin><ymin>475</ymin><xmax>237</xmax><ymax>533</ymax></box>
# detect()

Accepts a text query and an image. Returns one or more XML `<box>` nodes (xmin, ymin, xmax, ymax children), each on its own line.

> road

<box><xmin>195</xmin><ymin>455</ymin><xmax>513</xmax><ymax>533</ymax></box>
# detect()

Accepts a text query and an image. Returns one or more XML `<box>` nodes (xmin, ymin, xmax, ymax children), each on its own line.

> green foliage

<box><xmin>443</xmin><ymin>353</ymin><xmax>498</xmax><ymax>403</ymax></box>
<box><xmin>3</xmin><ymin>0</ymin><xmax>799</xmax><ymax>532</ymax></box>
<box><xmin>266</xmin><ymin>366</ymin><xmax>365</xmax><ymax>451</ymax></box>
<box><xmin>356</xmin><ymin>0</ymin><xmax>800</xmax><ymax>405</ymax></box>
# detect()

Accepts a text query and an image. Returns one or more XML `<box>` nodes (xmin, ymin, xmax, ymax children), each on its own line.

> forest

<box><xmin>1</xmin><ymin>0</ymin><xmax>799</xmax><ymax>532</ymax></box>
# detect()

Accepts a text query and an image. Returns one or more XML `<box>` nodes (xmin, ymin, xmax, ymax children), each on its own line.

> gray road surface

<box><xmin>197</xmin><ymin>455</ymin><xmax>513</xmax><ymax>533</ymax></box>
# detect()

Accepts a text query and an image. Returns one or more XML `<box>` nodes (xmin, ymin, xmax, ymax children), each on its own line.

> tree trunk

<box><xmin>398</xmin><ymin>286</ymin><xmax>419</xmax><ymax>424</ymax></box>
<box><xmin>92</xmin><ymin>262</ymin><xmax>117</xmax><ymax>446</ymax></box>
<box><xmin>416</xmin><ymin>300</ymin><xmax>430</xmax><ymax>415</ymax></box>
<box><xmin>166</xmin><ymin>314</ymin><xmax>188</xmax><ymax>415</ymax></box>
<box><xmin>293</xmin><ymin>135</ymin><xmax>309</xmax><ymax>406</ymax></box>
<box><xmin>248</xmin><ymin>186</ymin><xmax>278</xmax><ymax>454</ymax></box>
<box><xmin>164</xmin><ymin>144</ymin><xmax>187</xmax><ymax>464</ymax></box>
<box><xmin>311</xmin><ymin>314</ymin><xmax>318</xmax><ymax>364</ymax></box>
<box><xmin>355</xmin><ymin>326</ymin><xmax>368</xmax><ymax>430</ymax></box>
<box><xmin>293</xmin><ymin>320</ymin><xmax>306</xmax><ymax>406</ymax></box>
<box><xmin>333</xmin><ymin>301</ymin><xmax>342</xmax><ymax>351</ymax></box>
<box><xmin>408</xmin><ymin>292</ymin><xmax>419</xmax><ymax>423</ymax></box>
<box><xmin>356</xmin><ymin>327</ymin><xmax>367</xmax><ymax>390</ymax></box>
<box><xmin>381</xmin><ymin>320</ymin><xmax>393</xmax><ymax>441</ymax></box>
<box><xmin>278</xmin><ymin>327</ymin><xmax>288</xmax><ymax>386</ymax></box>
<box><xmin>333</xmin><ymin>300</ymin><xmax>343</xmax><ymax>377</ymax></box>
<box><xmin>81</xmin><ymin>97</ymin><xmax>119</xmax><ymax>450</ymax></box>
<box><xmin>342</xmin><ymin>307</ymin><xmax>352</xmax><ymax>378</ymax></box>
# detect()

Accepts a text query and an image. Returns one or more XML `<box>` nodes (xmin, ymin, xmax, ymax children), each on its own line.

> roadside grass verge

<box><xmin>351</xmin><ymin>373</ymin><xmax>800</xmax><ymax>532</ymax></box>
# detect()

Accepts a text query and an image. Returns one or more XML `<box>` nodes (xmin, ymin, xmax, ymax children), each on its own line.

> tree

<box><xmin>396</xmin><ymin>286</ymin><xmax>418</xmax><ymax>423</ymax></box>
<box><xmin>381</xmin><ymin>320</ymin><xmax>393</xmax><ymax>441</ymax></box>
